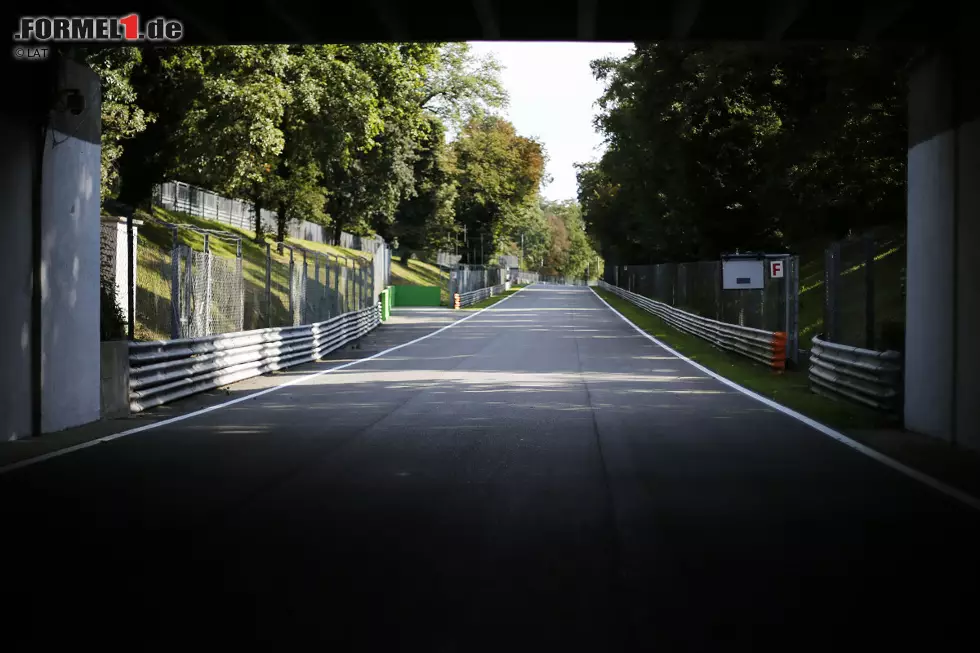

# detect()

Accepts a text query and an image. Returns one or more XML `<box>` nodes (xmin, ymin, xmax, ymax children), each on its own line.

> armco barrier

<box><xmin>808</xmin><ymin>334</ymin><xmax>902</xmax><ymax>413</ymax></box>
<box><xmin>454</xmin><ymin>281</ymin><xmax>511</xmax><ymax>309</ymax></box>
<box><xmin>597</xmin><ymin>280</ymin><xmax>787</xmax><ymax>370</ymax></box>
<box><xmin>128</xmin><ymin>304</ymin><xmax>382</xmax><ymax>412</ymax></box>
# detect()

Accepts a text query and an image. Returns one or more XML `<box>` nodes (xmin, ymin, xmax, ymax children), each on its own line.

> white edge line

<box><xmin>0</xmin><ymin>285</ymin><xmax>531</xmax><ymax>476</ymax></box>
<box><xmin>590</xmin><ymin>286</ymin><xmax>980</xmax><ymax>513</ymax></box>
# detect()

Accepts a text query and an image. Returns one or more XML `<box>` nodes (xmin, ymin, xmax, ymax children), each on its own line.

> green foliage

<box><xmin>581</xmin><ymin>44</ymin><xmax>913</xmax><ymax>264</ymax></box>
<box><xmin>391</xmin><ymin>115</ymin><xmax>459</xmax><ymax>256</ymax></box>
<box><xmin>452</xmin><ymin>116</ymin><xmax>547</xmax><ymax>263</ymax></box>
<box><xmin>540</xmin><ymin>200</ymin><xmax>596</xmax><ymax>277</ymax></box>
<box><xmin>87</xmin><ymin>41</ymin><xmax>547</xmax><ymax>265</ymax></box>
<box><xmin>421</xmin><ymin>43</ymin><xmax>509</xmax><ymax>132</ymax></box>
<box><xmin>84</xmin><ymin>47</ymin><xmax>155</xmax><ymax>202</ymax></box>
<box><xmin>100</xmin><ymin>281</ymin><xmax>126</xmax><ymax>341</ymax></box>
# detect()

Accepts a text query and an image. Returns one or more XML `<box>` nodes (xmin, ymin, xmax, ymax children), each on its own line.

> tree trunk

<box><xmin>332</xmin><ymin>221</ymin><xmax>343</xmax><ymax>246</ymax></box>
<box><xmin>277</xmin><ymin>200</ymin><xmax>290</xmax><ymax>255</ymax></box>
<box><xmin>277</xmin><ymin>201</ymin><xmax>289</xmax><ymax>243</ymax></box>
<box><xmin>253</xmin><ymin>190</ymin><xmax>265</xmax><ymax>244</ymax></box>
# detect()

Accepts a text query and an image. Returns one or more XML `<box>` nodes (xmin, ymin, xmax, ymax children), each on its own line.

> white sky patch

<box><xmin>466</xmin><ymin>41</ymin><xmax>635</xmax><ymax>202</ymax></box>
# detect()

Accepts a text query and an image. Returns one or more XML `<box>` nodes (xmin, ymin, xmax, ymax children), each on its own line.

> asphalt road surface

<box><xmin>2</xmin><ymin>286</ymin><xmax>979</xmax><ymax>651</ymax></box>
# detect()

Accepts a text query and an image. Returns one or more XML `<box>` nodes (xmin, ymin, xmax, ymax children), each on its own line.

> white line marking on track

<box><xmin>590</xmin><ymin>287</ymin><xmax>980</xmax><ymax>513</ymax></box>
<box><xmin>0</xmin><ymin>285</ymin><xmax>532</xmax><ymax>476</ymax></box>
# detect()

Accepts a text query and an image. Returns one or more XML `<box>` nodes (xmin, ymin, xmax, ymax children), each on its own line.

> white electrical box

<box><xmin>722</xmin><ymin>258</ymin><xmax>765</xmax><ymax>290</ymax></box>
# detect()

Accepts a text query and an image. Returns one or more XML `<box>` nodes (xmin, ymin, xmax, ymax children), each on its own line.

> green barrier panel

<box><xmin>378</xmin><ymin>287</ymin><xmax>392</xmax><ymax>321</ymax></box>
<box><xmin>390</xmin><ymin>285</ymin><xmax>441</xmax><ymax>307</ymax></box>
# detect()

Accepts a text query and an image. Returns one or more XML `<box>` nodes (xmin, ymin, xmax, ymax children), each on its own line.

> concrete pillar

<box><xmin>906</xmin><ymin>45</ymin><xmax>980</xmax><ymax>451</ymax></box>
<box><xmin>0</xmin><ymin>55</ymin><xmax>103</xmax><ymax>439</ymax></box>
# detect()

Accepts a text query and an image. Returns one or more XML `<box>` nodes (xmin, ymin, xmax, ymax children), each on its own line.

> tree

<box><xmin>540</xmin><ymin>200</ymin><xmax>596</xmax><ymax>277</ymax></box>
<box><xmin>420</xmin><ymin>42</ymin><xmax>508</xmax><ymax>134</ymax></box>
<box><xmin>580</xmin><ymin>43</ymin><xmax>912</xmax><ymax>264</ymax></box>
<box><xmin>451</xmin><ymin>116</ymin><xmax>546</xmax><ymax>263</ymax></box>
<box><xmin>321</xmin><ymin>44</ymin><xmax>436</xmax><ymax>241</ymax></box>
<box><xmin>84</xmin><ymin>46</ymin><xmax>155</xmax><ymax>204</ymax></box>
<box><xmin>112</xmin><ymin>44</ymin><xmax>291</xmax><ymax>223</ymax></box>
<box><xmin>389</xmin><ymin>114</ymin><xmax>458</xmax><ymax>261</ymax></box>
<box><xmin>166</xmin><ymin>46</ymin><xmax>292</xmax><ymax>238</ymax></box>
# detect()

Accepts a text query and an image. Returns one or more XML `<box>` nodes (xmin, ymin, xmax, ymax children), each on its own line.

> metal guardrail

<box><xmin>453</xmin><ymin>281</ymin><xmax>511</xmax><ymax>309</ymax></box>
<box><xmin>128</xmin><ymin>304</ymin><xmax>382</xmax><ymax>412</ymax></box>
<box><xmin>808</xmin><ymin>334</ymin><xmax>902</xmax><ymax>413</ymax></box>
<box><xmin>597</xmin><ymin>281</ymin><xmax>787</xmax><ymax>370</ymax></box>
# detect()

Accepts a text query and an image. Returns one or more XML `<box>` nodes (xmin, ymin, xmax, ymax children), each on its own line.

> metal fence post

<box><xmin>824</xmin><ymin>241</ymin><xmax>841</xmax><ymax>343</ymax></box>
<box><xmin>203</xmin><ymin>233</ymin><xmax>212</xmax><ymax>337</ymax></box>
<box><xmin>265</xmin><ymin>242</ymin><xmax>272</xmax><ymax>328</ymax></box>
<box><xmin>288</xmin><ymin>247</ymin><xmax>295</xmax><ymax>325</ymax></box>
<box><xmin>169</xmin><ymin>225</ymin><xmax>181</xmax><ymax>339</ymax></box>
<box><xmin>314</xmin><ymin>252</ymin><xmax>320</xmax><ymax>321</ymax></box>
<box><xmin>864</xmin><ymin>235</ymin><xmax>876</xmax><ymax>349</ymax></box>
<box><xmin>789</xmin><ymin>255</ymin><xmax>800</xmax><ymax>364</ymax></box>
<box><xmin>126</xmin><ymin>209</ymin><xmax>135</xmax><ymax>340</ymax></box>
<box><xmin>302</xmin><ymin>249</ymin><xmax>308</xmax><ymax>324</ymax></box>
<box><xmin>183</xmin><ymin>244</ymin><xmax>193</xmax><ymax>335</ymax></box>
<box><xmin>237</xmin><ymin>237</ymin><xmax>244</xmax><ymax>332</ymax></box>
<box><xmin>346</xmin><ymin>257</ymin><xmax>352</xmax><ymax>313</ymax></box>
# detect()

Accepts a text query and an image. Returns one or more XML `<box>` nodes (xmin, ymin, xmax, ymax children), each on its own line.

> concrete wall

<box><xmin>0</xmin><ymin>112</ymin><xmax>36</xmax><ymax>441</ymax></box>
<box><xmin>956</xmin><ymin>116</ymin><xmax>980</xmax><ymax>452</ymax></box>
<box><xmin>100</xmin><ymin>217</ymin><xmax>139</xmax><ymax>326</ymax></box>
<box><xmin>39</xmin><ymin>59</ymin><xmax>102</xmax><ymax>433</ymax></box>
<box><xmin>906</xmin><ymin>46</ymin><xmax>980</xmax><ymax>452</ymax></box>
<box><xmin>100</xmin><ymin>341</ymin><xmax>130</xmax><ymax>418</ymax></box>
<box><xmin>0</xmin><ymin>56</ymin><xmax>102</xmax><ymax>440</ymax></box>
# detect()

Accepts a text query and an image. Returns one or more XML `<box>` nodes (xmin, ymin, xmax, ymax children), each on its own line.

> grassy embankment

<box><xmin>133</xmin><ymin>207</ymin><xmax>372</xmax><ymax>341</ymax></box>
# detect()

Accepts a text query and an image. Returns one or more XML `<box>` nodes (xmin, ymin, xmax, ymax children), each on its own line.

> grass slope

<box><xmin>389</xmin><ymin>257</ymin><xmax>451</xmax><ymax>306</ymax></box>
<box><xmin>133</xmin><ymin>207</ymin><xmax>374</xmax><ymax>341</ymax></box>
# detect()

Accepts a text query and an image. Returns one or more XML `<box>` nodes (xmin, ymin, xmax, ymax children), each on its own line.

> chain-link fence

<box><xmin>822</xmin><ymin>228</ymin><xmax>906</xmax><ymax>351</ymax></box>
<box><xmin>155</xmin><ymin>180</ymin><xmax>387</xmax><ymax>255</ymax></box>
<box><xmin>133</xmin><ymin>239</ymin><xmax>176</xmax><ymax>342</ymax></box>
<box><xmin>109</xmin><ymin>214</ymin><xmax>391</xmax><ymax>343</ymax></box>
<box><xmin>605</xmin><ymin>256</ymin><xmax>800</xmax><ymax>361</ymax></box>
<box><xmin>448</xmin><ymin>264</ymin><xmax>506</xmax><ymax>298</ymax></box>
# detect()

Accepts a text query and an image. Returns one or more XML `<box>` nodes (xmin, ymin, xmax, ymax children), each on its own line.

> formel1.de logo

<box><xmin>13</xmin><ymin>14</ymin><xmax>184</xmax><ymax>59</ymax></box>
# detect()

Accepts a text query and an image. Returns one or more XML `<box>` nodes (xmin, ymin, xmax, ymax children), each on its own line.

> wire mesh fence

<box><xmin>106</xmin><ymin>214</ymin><xmax>391</xmax><ymax>343</ymax></box>
<box><xmin>449</xmin><ymin>264</ymin><xmax>506</xmax><ymax>297</ymax></box>
<box><xmin>605</xmin><ymin>255</ymin><xmax>800</xmax><ymax>361</ymax></box>
<box><xmin>208</xmin><ymin>254</ymin><xmax>244</xmax><ymax>335</ymax></box>
<box><xmin>134</xmin><ymin>240</ymin><xmax>176</xmax><ymax>342</ymax></box>
<box><xmin>822</xmin><ymin>229</ymin><xmax>906</xmax><ymax>351</ymax></box>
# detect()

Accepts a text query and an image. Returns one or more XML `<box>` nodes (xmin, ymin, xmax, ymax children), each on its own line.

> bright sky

<box><xmin>467</xmin><ymin>41</ymin><xmax>635</xmax><ymax>202</ymax></box>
